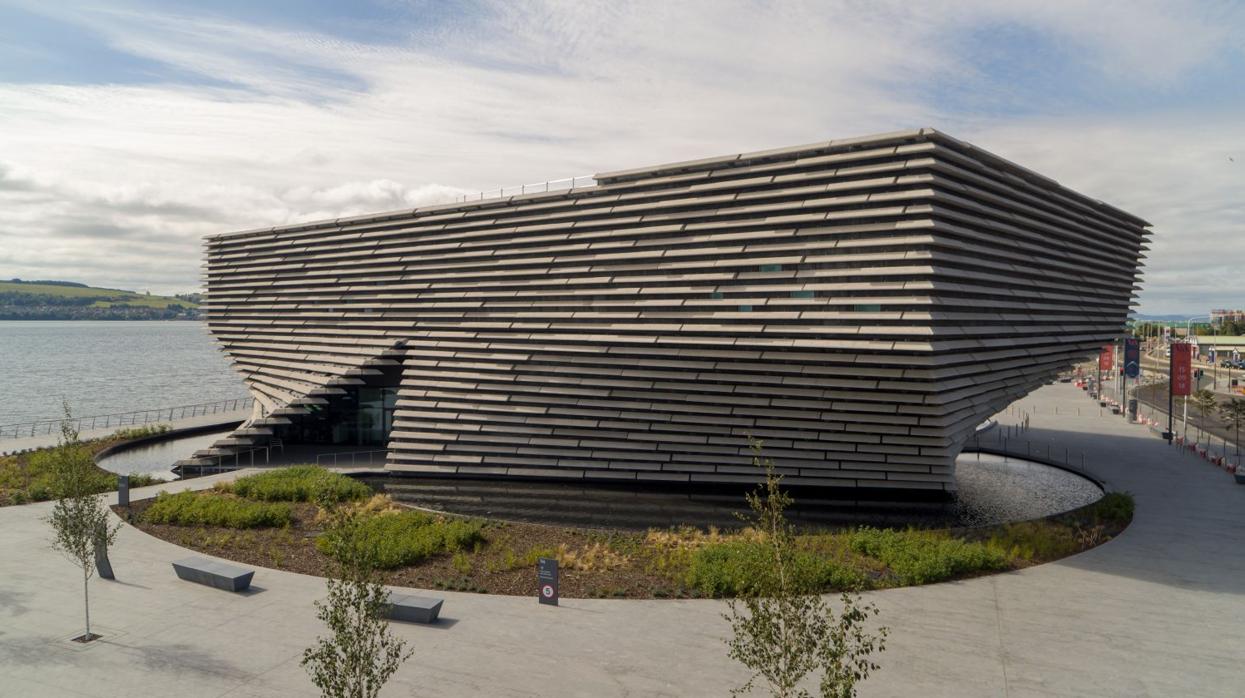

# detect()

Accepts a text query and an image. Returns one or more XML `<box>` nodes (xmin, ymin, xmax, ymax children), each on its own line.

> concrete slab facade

<box><xmin>189</xmin><ymin>129</ymin><xmax>1149</xmax><ymax>493</ymax></box>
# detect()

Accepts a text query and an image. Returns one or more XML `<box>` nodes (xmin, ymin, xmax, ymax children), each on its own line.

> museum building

<box><xmin>181</xmin><ymin>128</ymin><xmax>1149</xmax><ymax>494</ymax></box>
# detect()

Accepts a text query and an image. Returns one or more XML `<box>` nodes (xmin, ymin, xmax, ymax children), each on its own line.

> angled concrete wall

<box><xmin>186</xmin><ymin>128</ymin><xmax>1149</xmax><ymax>493</ymax></box>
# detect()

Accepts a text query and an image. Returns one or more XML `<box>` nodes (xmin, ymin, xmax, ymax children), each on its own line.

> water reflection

<box><xmin>96</xmin><ymin>430</ymin><xmax>227</xmax><ymax>480</ymax></box>
<box><xmin>952</xmin><ymin>452</ymin><xmax>1102</xmax><ymax>527</ymax></box>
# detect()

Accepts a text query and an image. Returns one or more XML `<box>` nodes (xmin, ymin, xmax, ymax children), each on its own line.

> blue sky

<box><xmin>0</xmin><ymin>0</ymin><xmax>1242</xmax><ymax>313</ymax></box>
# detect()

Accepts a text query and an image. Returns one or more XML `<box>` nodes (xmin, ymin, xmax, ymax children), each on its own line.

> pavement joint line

<box><xmin>991</xmin><ymin>576</ymin><xmax>1011</xmax><ymax>698</ymax></box>
<box><xmin>2</xmin><ymin>383</ymin><xmax>1244</xmax><ymax>696</ymax></box>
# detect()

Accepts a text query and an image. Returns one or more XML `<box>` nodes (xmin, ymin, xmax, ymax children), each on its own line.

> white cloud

<box><xmin>0</xmin><ymin>0</ymin><xmax>1240</xmax><ymax>312</ymax></box>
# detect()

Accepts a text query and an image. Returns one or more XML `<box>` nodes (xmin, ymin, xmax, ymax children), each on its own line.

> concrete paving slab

<box><xmin>1</xmin><ymin>384</ymin><xmax>1243</xmax><ymax>696</ymax></box>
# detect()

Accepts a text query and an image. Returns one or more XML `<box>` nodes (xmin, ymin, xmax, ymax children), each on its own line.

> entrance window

<box><xmin>278</xmin><ymin>386</ymin><xmax>397</xmax><ymax>447</ymax></box>
<box><xmin>357</xmin><ymin>387</ymin><xmax>397</xmax><ymax>446</ymax></box>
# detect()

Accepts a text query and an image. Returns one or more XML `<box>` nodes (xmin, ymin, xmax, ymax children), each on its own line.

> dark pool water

<box><xmin>95</xmin><ymin>430</ymin><xmax>228</xmax><ymax>480</ymax></box>
<box><xmin>951</xmin><ymin>452</ymin><xmax>1102</xmax><ymax>527</ymax></box>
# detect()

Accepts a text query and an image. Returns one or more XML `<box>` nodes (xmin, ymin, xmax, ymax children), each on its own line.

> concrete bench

<box><xmin>172</xmin><ymin>556</ymin><xmax>255</xmax><ymax>592</ymax></box>
<box><xmin>385</xmin><ymin>591</ymin><xmax>443</xmax><ymax>624</ymax></box>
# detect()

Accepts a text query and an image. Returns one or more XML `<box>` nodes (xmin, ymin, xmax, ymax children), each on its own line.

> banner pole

<box><xmin>1167</xmin><ymin>343</ymin><xmax>1173</xmax><ymax>443</ymax></box>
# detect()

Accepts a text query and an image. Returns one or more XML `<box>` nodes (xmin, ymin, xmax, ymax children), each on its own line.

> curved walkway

<box><xmin>1</xmin><ymin>383</ymin><xmax>1242</xmax><ymax>696</ymax></box>
<box><xmin>0</xmin><ymin>410</ymin><xmax>248</xmax><ymax>457</ymax></box>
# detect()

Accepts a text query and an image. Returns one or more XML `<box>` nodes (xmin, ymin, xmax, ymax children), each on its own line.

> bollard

<box><xmin>94</xmin><ymin>528</ymin><xmax>114</xmax><ymax>581</ymax></box>
<box><xmin>117</xmin><ymin>475</ymin><xmax>130</xmax><ymax>508</ymax></box>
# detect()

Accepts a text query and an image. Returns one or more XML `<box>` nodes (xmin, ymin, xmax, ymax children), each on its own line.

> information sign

<box><xmin>538</xmin><ymin>557</ymin><xmax>558</xmax><ymax>606</ymax></box>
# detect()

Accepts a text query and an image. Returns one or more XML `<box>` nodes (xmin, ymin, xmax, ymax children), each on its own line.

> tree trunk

<box><xmin>84</xmin><ymin>566</ymin><xmax>91</xmax><ymax>639</ymax></box>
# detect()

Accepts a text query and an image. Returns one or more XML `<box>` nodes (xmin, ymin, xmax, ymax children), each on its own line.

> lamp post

<box><xmin>1186</xmin><ymin>315</ymin><xmax>1222</xmax><ymax>390</ymax></box>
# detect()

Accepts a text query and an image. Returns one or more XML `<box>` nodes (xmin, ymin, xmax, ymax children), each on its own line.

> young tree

<box><xmin>45</xmin><ymin>403</ymin><xmax>120</xmax><ymax>642</ymax></box>
<box><xmin>1219</xmin><ymin>398</ymin><xmax>1245</xmax><ymax>464</ymax></box>
<box><xmin>1192</xmin><ymin>389</ymin><xmax>1219</xmax><ymax>445</ymax></box>
<box><xmin>302</xmin><ymin>506</ymin><xmax>413</xmax><ymax>698</ymax></box>
<box><xmin>723</xmin><ymin>438</ymin><xmax>887</xmax><ymax>698</ymax></box>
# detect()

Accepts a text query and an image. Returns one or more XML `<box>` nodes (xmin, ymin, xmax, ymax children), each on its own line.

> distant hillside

<box><xmin>0</xmin><ymin>279</ymin><xmax>199</xmax><ymax>320</ymax></box>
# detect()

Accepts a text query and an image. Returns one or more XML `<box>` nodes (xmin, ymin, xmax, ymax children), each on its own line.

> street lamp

<box><xmin>1186</xmin><ymin>315</ymin><xmax>1219</xmax><ymax>390</ymax></box>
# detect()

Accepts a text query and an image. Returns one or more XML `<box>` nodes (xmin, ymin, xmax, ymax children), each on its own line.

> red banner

<box><xmin>1098</xmin><ymin>345</ymin><xmax>1114</xmax><ymax>372</ymax></box>
<box><xmin>1171</xmin><ymin>343</ymin><xmax>1193</xmax><ymax>396</ymax></box>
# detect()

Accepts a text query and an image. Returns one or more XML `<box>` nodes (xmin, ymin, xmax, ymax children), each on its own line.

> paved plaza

<box><xmin>1</xmin><ymin>383</ymin><xmax>1242</xmax><ymax>697</ymax></box>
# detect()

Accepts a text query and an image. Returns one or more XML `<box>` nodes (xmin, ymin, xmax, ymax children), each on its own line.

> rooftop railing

<box><xmin>454</xmin><ymin>175</ymin><xmax>596</xmax><ymax>204</ymax></box>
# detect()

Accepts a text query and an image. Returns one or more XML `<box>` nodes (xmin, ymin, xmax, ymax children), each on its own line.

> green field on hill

<box><xmin>0</xmin><ymin>279</ymin><xmax>198</xmax><ymax>320</ymax></box>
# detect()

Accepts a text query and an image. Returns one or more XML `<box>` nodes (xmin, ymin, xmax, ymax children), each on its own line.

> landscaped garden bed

<box><xmin>0</xmin><ymin>425</ymin><xmax>169</xmax><ymax>506</ymax></box>
<box><xmin>117</xmin><ymin>466</ymin><xmax>1135</xmax><ymax>599</ymax></box>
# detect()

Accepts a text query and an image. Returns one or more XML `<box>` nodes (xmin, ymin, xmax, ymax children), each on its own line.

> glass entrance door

<box><xmin>356</xmin><ymin>387</ymin><xmax>396</xmax><ymax>446</ymax></box>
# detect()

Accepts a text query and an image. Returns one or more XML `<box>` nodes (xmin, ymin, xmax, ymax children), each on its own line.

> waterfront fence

<box><xmin>0</xmin><ymin>397</ymin><xmax>255</xmax><ymax>440</ymax></box>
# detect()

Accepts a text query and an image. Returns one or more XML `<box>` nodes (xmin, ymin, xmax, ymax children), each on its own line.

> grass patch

<box><xmin>110</xmin><ymin>424</ymin><xmax>172</xmax><ymax>440</ymax></box>
<box><xmin>316</xmin><ymin>510</ymin><xmax>486</xmax><ymax>569</ymax></box>
<box><xmin>0</xmin><ymin>444</ymin><xmax>107</xmax><ymax>504</ymax></box>
<box><xmin>986</xmin><ymin>491</ymin><xmax>1135</xmax><ymax>563</ymax></box>
<box><xmin>224</xmin><ymin>466</ymin><xmax>371</xmax><ymax>503</ymax></box>
<box><xmin>1092</xmin><ymin>492</ymin><xmax>1135</xmax><ymax>525</ymax></box>
<box><xmin>125</xmin><ymin>472</ymin><xmax>164</xmax><ymax>488</ymax></box>
<box><xmin>849</xmin><ymin>527</ymin><xmax>1009</xmax><ymax>585</ymax></box>
<box><xmin>0</xmin><ymin>439</ymin><xmax>162</xmax><ymax>506</ymax></box>
<box><xmin>685</xmin><ymin>538</ymin><xmax>867</xmax><ymax>597</ymax></box>
<box><xmin>120</xmin><ymin>488</ymin><xmax>1135</xmax><ymax>599</ymax></box>
<box><xmin>984</xmin><ymin>521</ymin><xmax>1081</xmax><ymax>562</ymax></box>
<box><xmin>143</xmin><ymin>490</ymin><xmax>293</xmax><ymax>528</ymax></box>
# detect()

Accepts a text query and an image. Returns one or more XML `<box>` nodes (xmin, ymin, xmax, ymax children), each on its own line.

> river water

<box><xmin>0</xmin><ymin>321</ymin><xmax>246</xmax><ymax>426</ymax></box>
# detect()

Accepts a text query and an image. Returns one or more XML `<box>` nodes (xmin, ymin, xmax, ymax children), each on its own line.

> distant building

<box><xmin>1195</xmin><ymin>336</ymin><xmax>1245</xmax><ymax>357</ymax></box>
<box><xmin>1211</xmin><ymin>309</ymin><xmax>1245</xmax><ymax>325</ymax></box>
<box><xmin>184</xmin><ymin>129</ymin><xmax>1150</xmax><ymax>495</ymax></box>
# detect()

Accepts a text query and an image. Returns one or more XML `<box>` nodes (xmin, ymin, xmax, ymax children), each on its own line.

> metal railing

<box><xmin>967</xmin><ymin>426</ymin><xmax>1089</xmax><ymax>472</ymax></box>
<box><xmin>454</xmin><ymin>175</ymin><xmax>596</xmax><ymax>204</ymax></box>
<box><xmin>315</xmin><ymin>450</ymin><xmax>389</xmax><ymax>467</ymax></box>
<box><xmin>0</xmin><ymin>397</ymin><xmax>255</xmax><ymax>440</ymax></box>
<box><xmin>175</xmin><ymin>444</ymin><xmax>274</xmax><ymax>477</ymax></box>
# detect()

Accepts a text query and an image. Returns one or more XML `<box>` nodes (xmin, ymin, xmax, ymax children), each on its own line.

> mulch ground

<box><xmin>116</xmin><ymin>492</ymin><xmax>1130</xmax><ymax>600</ymax></box>
<box><xmin>117</xmin><ymin>498</ymin><xmax>667</xmax><ymax>598</ymax></box>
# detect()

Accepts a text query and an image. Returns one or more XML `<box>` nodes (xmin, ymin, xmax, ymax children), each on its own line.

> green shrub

<box><xmin>22</xmin><ymin>444</ymin><xmax>113</xmax><ymax>500</ymax></box>
<box><xmin>316</xmin><ymin>511</ymin><xmax>486</xmax><ymax>569</ymax></box>
<box><xmin>1093</xmin><ymin>492</ymin><xmax>1135</xmax><ymax>525</ymax></box>
<box><xmin>985</xmin><ymin>521</ymin><xmax>1081</xmax><ymax>562</ymax></box>
<box><xmin>111</xmin><ymin>424</ymin><xmax>171</xmax><ymax>440</ymax></box>
<box><xmin>125</xmin><ymin>473</ymin><xmax>164</xmax><ymax>488</ymax></box>
<box><xmin>143</xmin><ymin>491</ymin><xmax>293</xmax><ymax>528</ymax></box>
<box><xmin>228</xmin><ymin>466</ymin><xmax>371</xmax><ymax>503</ymax></box>
<box><xmin>849</xmin><ymin>527</ymin><xmax>1008</xmax><ymax>585</ymax></box>
<box><xmin>1</xmin><ymin>443</ymin><xmax>160</xmax><ymax>507</ymax></box>
<box><xmin>685</xmin><ymin>539</ymin><xmax>865</xmax><ymax>597</ymax></box>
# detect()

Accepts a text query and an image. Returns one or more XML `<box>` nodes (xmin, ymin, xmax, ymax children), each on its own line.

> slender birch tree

<box><xmin>46</xmin><ymin>403</ymin><xmax>120</xmax><ymax>642</ymax></box>
<box><xmin>303</xmin><ymin>505</ymin><xmax>413</xmax><ymax>698</ymax></box>
<box><xmin>723</xmin><ymin>438</ymin><xmax>887</xmax><ymax>698</ymax></box>
<box><xmin>1219</xmin><ymin>398</ymin><xmax>1245</xmax><ymax>464</ymax></box>
<box><xmin>1192</xmin><ymin>389</ymin><xmax>1219</xmax><ymax>445</ymax></box>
